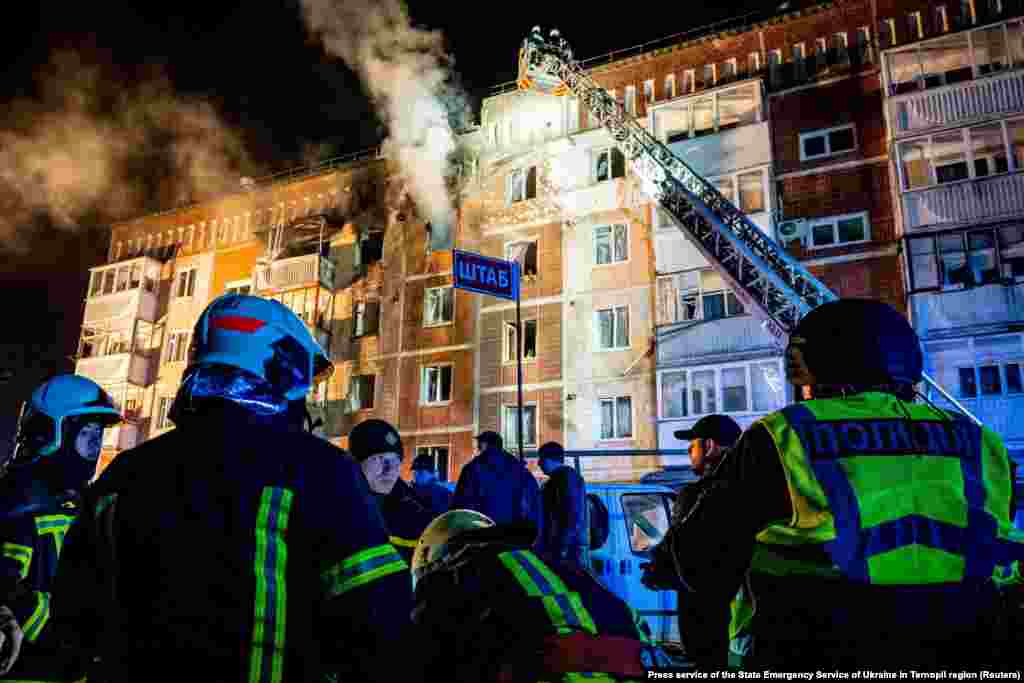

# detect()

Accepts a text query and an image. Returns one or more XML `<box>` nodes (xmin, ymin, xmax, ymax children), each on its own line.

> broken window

<box><xmin>506</xmin><ymin>240</ymin><xmax>538</xmax><ymax>277</ymax></box>
<box><xmin>504</xmin><ymin>319</ymin><xmax>538</xmax><ymax>362</ymax></box>
<box><xmin>421</xmin><ymin>365</ymin><xmax>453</xmax><ymax>404</ymax></box>
<box><xmin>349</xmin><ymin>374</ymin><xmax>376</xmax><ymax>410</ymax></box>
<box><xmin>423</xmin><ymin>286</ymin><xmax>454</xmax><ymax>326</ymax></box>
<box><xmin>507</xmin><ymin>166</ymin><xmax>537</xmax><ymax>203</ymax></box>
<box><xmin>175</xmin><ymin>268</ymin><xmax>197</xmax><ymax>298</ymax></box>
<box><xmin>594</xmin><ymin>148</ymin><xmax>625</xmax><ymax>183</ymax></box>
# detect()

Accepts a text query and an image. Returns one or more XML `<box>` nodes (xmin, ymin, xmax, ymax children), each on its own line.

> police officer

<box><xmin>51</xmin><ymin>295</ymin><xmax>415</xmax><ymax>682</ymax></box>
<box><xmin>647</xmin><ymin>299</ymin><xmax>1024</xmax><ymax>670</ymax></box>
<box><xmin>410</xmin><ymin>453</ymin><xmax>452</xmax><ymax>518</ymax></box>
<box><xmin>349</xmin><ymin>419</ymin><xmax>435</xmax><ymax>565</ymax></box>
<box><xmin>643</xmin><ymin>414</ymin><xmax>742</xmax><ymax>671</ymax></box>
<box><xmin>451</xmin><ymin>431</ymin><xmax>543</xmax><ymax>532</ymax></box>
<box><xmin>0</xmin><ymin>374</ymin><xmax>121</xmax><ymax>681</ymax></box>
<box><xmin>410</xmin><ymin>510</ymin><xmax>676</xmax><ymax>682</ymax></box>
<box><xmin>536</xmin><ymin>441</ymin><xmax>589</xmax><ymax>568</ymax></box>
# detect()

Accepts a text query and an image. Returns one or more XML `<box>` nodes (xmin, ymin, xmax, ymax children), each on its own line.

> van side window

<box><xmin>622</xmin><ymin>493</ymin><xmax>672</xmax><ymax>554</ymax></box>
<box><xmin>587</xmin><ymin>494</ymin><xmax>610</xmax><ymax>550</ymax></box>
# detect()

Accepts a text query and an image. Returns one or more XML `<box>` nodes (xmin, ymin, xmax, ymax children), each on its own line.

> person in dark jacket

<box><xmin>536</xmin><ymin>441</ymin><xmax>589</xmax><ymax>568</ymax></box>
<box><xmin>410</xmin><ymin>453</ymin><xmax>452</xmax><ymax>518</ymax></box>
<box><xmin>409</xmin><ymin>510</ymin><xmax>677</xmax><ymax>683</ymax></box>
<box><xmin>350</xmin><ymin>419</ymin><xmax>435</xmax><ymax>565</ymax></box>
<box><xmin>50</xmin><ymin>295</ymin><xmax>415</xmax><ymax>683</ymax></box>
<box><xmin>451</xmin><ymin>432</ymin><xmax>543</xmax><ymax>533</ymax></box>
<box><xmin>642</xmin><ymin>414</ymin><xmax>742</xmax><ymax>671</ymax></box>
<box><xmin>0</xmin><ymin>374</ymin><xmax>121</xmax><ymax>681</ymax></box>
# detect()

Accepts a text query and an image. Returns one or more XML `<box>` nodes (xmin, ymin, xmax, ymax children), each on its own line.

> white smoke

<box><xmin>299</xmin><ymin>0</ymin><xmax>470</xmax><ymax>251</ymax></box>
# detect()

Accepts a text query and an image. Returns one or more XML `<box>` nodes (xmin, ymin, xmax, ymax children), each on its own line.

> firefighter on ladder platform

<box><xmin>643</xmin><ymin>298</ymin><xmax>1024</xmax><ymax>670</ymax></box>
<box><xmin>48</xmin><ymin>294</ymin><xmax>416</xmax><ymax>682</ymax></box>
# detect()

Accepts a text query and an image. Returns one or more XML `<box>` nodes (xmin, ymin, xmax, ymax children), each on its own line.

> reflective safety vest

<box><xmin>753</xmin><ymin>393</ymin><xmax>1024</xmax><ymax>584</ymax></box>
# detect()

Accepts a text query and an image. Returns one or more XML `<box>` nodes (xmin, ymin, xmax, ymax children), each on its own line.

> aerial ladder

<box><xmin>517</xmin><ymin>27</ymin><xmax>981</xmax><ymax>424</ymax></box>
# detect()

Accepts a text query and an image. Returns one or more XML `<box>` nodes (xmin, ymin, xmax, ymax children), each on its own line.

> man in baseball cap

<box><xmin>674</xmin><ymin>414</ymin><xmax>742</xmax><ymax>477</ymax></box>
<box><xmin>410</xmin><ymin>452</ymin><xmax>452</xmax><ymax>518</ymax></box>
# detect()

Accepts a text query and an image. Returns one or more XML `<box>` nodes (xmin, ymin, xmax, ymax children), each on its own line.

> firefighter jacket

<box><xmin>412</xmin><ymin>545</ymin><xmax>670</xmax><ymax>682</ymax></box>
<box><xmin>376</xmin><ymin>479</ymin><xmax>436</xmax><ymax>565</ymax></box>
<box><xmin>0</xmin><ymin>474</ymin><xmax>86</xmax><ymax>682</ymax></box>
<box><xmin>538</xmin><ymin>465</ymin><xmax>589</xmax><ymax>567</ymax></box>
<box><xmin>49</xmin><ymin>401</ymin><xmax>417</xmax><ymax>683</ymax></box>
<box><xmin>657</xmin><ymin>391</ymin><xmax>1024</xmax><ymax>670</ymax></box>
<box><xmin>451</xmin><ymin>447</ymin><xmax>543</xmax><ymax>534</ymax></box>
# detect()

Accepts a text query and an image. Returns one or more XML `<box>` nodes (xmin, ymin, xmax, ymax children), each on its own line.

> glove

<box><xmin>0</xmin><ymin>605</ymin><xmax>23</xmax><ymax>676</ymax></box>
<box><xmin>640</xmin><ymin>561</ymin><xmax>677</xmax><ymax>591</ymax></box>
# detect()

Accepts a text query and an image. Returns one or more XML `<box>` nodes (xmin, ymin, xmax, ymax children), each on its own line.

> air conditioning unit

<box><xmin>776</xmin><ymin>218</ymin><xmax>808</xmax><ymax>244</ymax></box>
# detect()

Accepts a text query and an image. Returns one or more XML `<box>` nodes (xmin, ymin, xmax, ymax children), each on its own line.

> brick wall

<box><xmin>808</xmin><ymin>253</ymin><xmax>906</xmax><ymax>315</ymax></box>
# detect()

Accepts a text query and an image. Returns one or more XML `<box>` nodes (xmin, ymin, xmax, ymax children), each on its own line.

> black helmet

<box><xmin>786</xmin><ymin>299</ymin><xmax>922</xmax><ymax>388</ymax></box>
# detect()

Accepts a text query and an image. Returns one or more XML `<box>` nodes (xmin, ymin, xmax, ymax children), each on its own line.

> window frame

<box><xmin>503</xmin><ymin>318</ymin><xmax>538</xmax><ymax>364</ymax></box>
<box><xmin>593</xmin><ymin>223</ymin><xmax>630</xmax><ymax>266</ymax></box>
<box><xmin>594</xmin><ymin>304</ymin><xmax>631</xmax><ymax>351</ymax></box>
<box><xmin>415</xmin><ymin>446</ymin><xmax>450</xmax><ymax>482</ymax></box>
<box><xmin>502</xmin><ymin>402</ymin><xmax>539</xmax><ymax>449</ymax></box>
<box><xmin>656</xmin><ymin>358</ymin><xmax>787</xmax><ymax>420</ymax></box>
<box><xmin>906</xmin><ymin>225</ymin><xmax>1022</xmax><ymax>293</ymax></box>
<box><xmin>799</xmin><ymin>123</ymin><xmax>859</xmax><ymax>162</ymax></box>
<box><xmin>721</xmin><ymin>58</ymin><xmax>738</xmax><ymax>82</ymax></box>
<box><xmin>349</xmin><ymin>373</ymin><xmax>376</xmax><ymax>411</ymax></box>
<box><xmin>806</xmin><ymin>210</ymin><xmax>872</xmax><ymax>250</ymax></box>
<box><xmin>624</xmin><ymin>85</ymin><xmax>637</xmax><ymax>116</ymax></box>
<box><xmin>506</xmin><ymin>165</ymin><xmax>538</xmax><ymax>204</ymax></box>
<box><xmin>422</xmin><ymin>285</ymin><xmax>455</xmax><ymax>328</ymax></box>
<box><xmin>896</xmin><ymin>119</ymin><xmax>1021</xmax><ymax>192</ymax></box>
<box><xmin>156</xmin><ymin>396</ymin><xmax>173</xmax><ymax>431</ymax></box>
<box><xmin>936</xmin><ymin>5</ymin><xmax>951</xmax><ymax>32</ymax></box>
<box><xmin>664</xmin><ymin>74</ymin><xmax>677</xmax><ymax>100</ymax></box>
<box><xmin>682</xmin><ymin>69</ymin><xmax>696</xmax><ymax>95</ymax></box>
<box><xmin>707</xmin><ymin>168</ymin><xmax>768</xmax><ymax>215</ymax></box>
<box><xmin>656</xmin><ymin>267</ymin><xmax>746</xmax><ymax>326</ymax></box>
<box><xmin>505</xmin><ymin>238</ymin><xmax>539</xmax><ymax>278</ymax></box>
<box><xmin>224</xmin><ymin>279</ymin><xmax>252</xmax><ymax>297</ymax></box>
<box><xmin>174</xmin><ymin>267</ymin><xmax>198</xmax><ymax>299</ymax></box>
<box><xmin>643</xmin><ymin>79</ymin><xmax>655</xmax><ymax>106</ymax></box>
<box><xmin>748</xmin><ymin>52</ymin><xmax>761</xmax><ymax>74</ymax></box>
<box><xmin>163</xmin><ymin>330</ymin><xmax>191</xmax><ymax>365</ymax></box>
<box><xmin>907</xmin><ymin>10</ymin><xmax>925</xmax><ymax>40</ymax></box>
<box><xmin>597</xmin><ymin>395</ymin><xmax>634</xmax><ymax>441</ymax></box>
<box><xmin>420</xmin><ymin>364</ymin><xmax>454</xmax><ymax>406</ymax></box>
<box><xmin>661</xmin><ymin>81</ymin><xmax>763</xmax><ymax>143</ymax></box>
<box><xmin>593</xmin><ymin>147</ymin><xmax>626</xmax><ymax>184</ymax></box>
<box><xmin>958</xmin><ymin>361</ymin><xmax>1024</xmax><ymax>397</ymax></box>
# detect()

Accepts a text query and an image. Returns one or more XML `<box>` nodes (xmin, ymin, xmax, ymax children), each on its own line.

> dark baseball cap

<box><xmin>475</xmin><ymin>431</ymin><xmax>503</xmax><ymax>448</ymax></box>
<box><xmin>674</xmin><ymin>414</ymin><xmax>742</xmax><ymax>447</ymax></box>
<box><xmin>348</xmin><ymin>419</ymin><xmax>404</xmax><ymax>462</ymax></box>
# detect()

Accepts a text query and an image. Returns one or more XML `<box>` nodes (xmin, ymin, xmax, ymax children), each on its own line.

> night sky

<box><xmin>0</xmin><ymin>0</ymin><xmax>772</xmax><ymax>441</ymax></box>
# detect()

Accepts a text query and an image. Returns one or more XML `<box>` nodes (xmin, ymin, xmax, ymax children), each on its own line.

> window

<box><xmin>624</xmin><ymin>85</ymin><xmax>637</xmax><ymax>116</ymax></box>
<box><xmin>502</xmin><ymin>404</ymin><xmax>537</xmax><ymax>449</ymax></box>
<box><xmin>349</xmin><ymin>374</ymin><xmax>376</xmax><ymax>411</ymax></box>
<box><xmin>879</xmin><ymin>18</ymin><xmax>897</xmax><ymax>48</ymax></box>
<box><xmin>856</xmin><ymin>26</ymin><xmax>873</xmax><ymax>63</ymax></box>
<box><xmin>682</xmin><ymin>70</ymin><xmax>695</xmax><ymax>94</ymax></box>
<box><xmin>596</xmin><ymin>305</ymin><xmax>630</xmax><ymax>350</ymax></box>
<box><xmin>504</xmin><ymin>319</ymin><xmax>538</xmax><ymax>363</ymax></box>
<box><xmin>415</xmin><ymin>447</ymin><xmax>450</xmax><ymax>482</ymax></box>
<box><xmin>507</xmin><ymin>166</ymin><xmax>537</xmax><ymax>203</ymax></box>
<box><xmin>936</xmin><ymin>5</ymin><xmax>950</xmax><ymax>33</ymax></box>
<box><xmin>660</xmin><ymin>361</ymin><xmax>785</xmax><ymax>418</ymax></box>
<box><xmin>907</xmin><ymin>11</ymin><xmax>924</xmax><ymax>40</ymax></box>
<box><xmin>815</xmin><ymin>38</ymin><xmax>828</xmax><ymax>70</ymax></box>
<box><xmin>664</xmin><ymin>74</ymin><xmax>676</xmax><ymax>100</ymax></box>
<box><xmin>423</xmin><ymin>286</ymin><xmax>454</xmax><ymax>326</ymax></box>
<box><xmin>737</xmin><ymin>170</ymin><xmax>765</xmax><ymax>213</ymax></box>
<box><xmin>594</xmin><ymin>147</ymin><xmax>626</xmax><ymax>183</ymax></box>
<box><xmin>421</xmin><ymin>365</ymin><xmax>453</xmax><ymax>404</ymax></box>
<box><xmin>657</xmin><ymin>268</ymin><xmax>745</xmax><ymax>326</ymax></box>
<box><xmin>907</xmin><ymin>226</ymin><xmax>1023</xmax><ymax>292</ymax></box>
<box><xmin>89</xmin><ymin>272</ymin><xmax>102</xmax><ymax>297</ymax></box>
<box><xmin>643</xmin><ymin>80</ymin><xmax>655</xmax><ymax>106</ymax></box>
<box><xmin>800</xmin><ymin>124</ymin><xmax>858</xmax><ymax>161</ymax></box>
<box><xmin>899</xmin><ymin>123</ymin><xmax>1016</xmax><ymax>191</ymax></box>
<box><xmin>962</xmin><ymin>0</ymin><xmax>977</xmax><ymax>25</ymax></box>
<box><xmin>599</xmin><ymin>396</ymin><xmax>633</xmax><ymax>440</ymax></box>
<box><xmin>225</xmin><ymin>281</ymin><xmax>251</xmax><ymax>296</ymax></box>
<box><xmin>703</xmin><ymin>64</ymin><xmax>716</xmax><ymax>88</ymax></box>
<box><xmin>807</xmin><ymin>212</ymin><xmax>870</xmax><ymax>248</ymax></box>
<box><xmin>959</xmin><ymin>363</ymin><xmax>1023</xmax><ymax>397</ymax></box>
<box><xmin>506</xmin><ymin>240</ymin><xmax>538</xmax><ymax>277</ymax></box>
<box><xmin>353</xmin><ymin>301</ymin><xmax>367</xmax><ymax>337</ymax></box>
<box><xmin>792</xmin><ymin>42</ymin><xmax>807</xmax><ymax>77</ymax></box>
<box><xmin>720</xmin><ymin>58</ymin><xmax>737</xmax><ymax>83</ymax></box>
<box><xmin>622</xmin><ymin>493</ymin><xmax>671</xmax><ymax>553</ymax></box>
<box><xmin>156</xmin><ymin>396</ymin><xmax>173</xmax><ymax>430</ymax></box>
<box><xmin>664</xmin><ymin>82</ymin><xmax>759</xmax><ymax>142</ymax></box>
<box><xmin>164</xmin><ymin>331</ymin><xmax>190</xmax><ymax>364</ymax></box>
<box><xmin>594</xmin><ymin>224</ymin><xmax>628</xmax><ymax>265</ymax></box>
<box><xmin>748</xmin><ymin>52</ymin><xmax>761</xmax><ymax>74</ymax></box>
<box><xmin>175</xmin><ymin>268</ymin><xmax>197</xmax><ymax>298</ymax></box>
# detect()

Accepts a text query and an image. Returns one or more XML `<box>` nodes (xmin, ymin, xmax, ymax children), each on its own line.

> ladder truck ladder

<box><xmin>517</xmin><ymin>29</ymin><xmax>980</xmax><ymax>425</ymax></box>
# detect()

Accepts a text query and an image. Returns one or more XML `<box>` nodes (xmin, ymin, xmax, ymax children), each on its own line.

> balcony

<box><xmin>102</xmin><ymin>423</ymin><xmax>141</xmax><ymax>451</ymax></box>
<box><xmin>888</xmin><ymin>68</ymin><xmax>1024</xmax><ymax>138</ymax></box>
<box><xmin>83</xmin><ymin>256</ymin><xmax>163</xmax><ymax>324</ymax></box>
<box><xmin>902</xmin><ymin>171</ymin><xmax>1024</xmax><ymax>230</ymax></box>
<box><xmin>75</xmin><ymin>352</ymin><xmax>156</xmax><ymax>387</ymax></box>
<box><xmin>767</xmin><ymin>43</ymin><xmax>875</xmax><ymax>93</ymax></box>
<box><xmin>911</xmin><ymin>283</ymin><xmax>1024</xmax><ymax>337</ymax></box>
<box><xmin>656</xmin><ymin>314</ymin><xmax>776</xmax><ymax>365</ymax></box>
<box><xmin>928</xmin><ymin>393</ymin><xmax>1024</xmax><ymax>445</ymax></box>
<box><xmin>252</xmin><ymin>253</ymin><xmax>335</xmax><ymax>292</ymax></box>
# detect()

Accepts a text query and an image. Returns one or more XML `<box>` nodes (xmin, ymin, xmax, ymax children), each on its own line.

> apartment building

<box><xmin>878</xmin><ymin>1</ymin><xmax>1024</xmax><ymax>468</ymax></box>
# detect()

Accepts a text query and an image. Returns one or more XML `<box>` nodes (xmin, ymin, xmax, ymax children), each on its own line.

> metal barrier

<box><xmin>520</xmin><ymin>448</ymin><xmax>691</xmax><ymax>483</ymax></box>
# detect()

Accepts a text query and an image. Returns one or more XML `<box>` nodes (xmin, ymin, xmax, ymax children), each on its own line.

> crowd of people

<box><xmin>0</xmin><ymin>293</ymin><xmax>1020</xmax><ymax>681</ymax></box>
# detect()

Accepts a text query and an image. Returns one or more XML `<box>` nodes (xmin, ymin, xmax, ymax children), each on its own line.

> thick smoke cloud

<box><xmin>0</xmin><ymin>51</ymin><xmax>255</xmax><ymax>254</ymax></box>
<box><xmin>299</xmin><ymin>0</ymin><xmax>472</xmax><ymax>251</ymax></box>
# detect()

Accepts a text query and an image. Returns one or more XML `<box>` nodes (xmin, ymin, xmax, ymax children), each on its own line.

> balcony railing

<box><xmin>252</xmin><ymin>253</ymin><xmax>336</xmax><ymax>292</ymax></box>
<box><xmin>75</xmin><ymin>352</ymin><xmax>156</xmax><ymax>387</ymax></box>
<box><xmin>83</xmin><ymin>286</ymin><xmax>160</xmax><ymax>325</ymax></box>
<box><xmin>902</xmin><ymin>170</ymin><xmax>1024</xmax><ymax>230</ymax></box>
<box><xmin>911</xmin><ymin>283</ymin><xmax>1024</xmax><ymax>337</ymax></box>
<box><xmin>766</xmin><ymin>44</ymin><xmax>875</xmax><ymax>92</ymax></box>
<box><xmin>888</xmin><ymin>68</ymin><xmax>1024</xmax><ymax>138</ymax></box>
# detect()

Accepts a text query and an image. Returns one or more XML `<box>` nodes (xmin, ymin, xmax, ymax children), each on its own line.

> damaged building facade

<box><xmin>74</xmin><ymin>0</ymin><xmax>1024</xmax><ymax>483</ymax></box>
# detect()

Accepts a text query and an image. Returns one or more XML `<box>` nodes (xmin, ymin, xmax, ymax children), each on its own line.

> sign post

<box><xmin>452</xmin><ymin>249</ymin><xmax>524</xmax><ymax>460</ymax></box>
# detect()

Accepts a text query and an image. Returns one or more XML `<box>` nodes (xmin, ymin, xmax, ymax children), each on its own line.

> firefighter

<box><xmin>50</xmin><ymin>295</ymin><xmax>416</xmax><ymax>682</ymax></box>
<box><xmin>349</xmin><ymin>419</ymin><xmax>435</xmax><ymax>565</ymax></box>
<box><xmin>0</xmin><ymin>374</ymin><xmax>121</xmax><ymax>682</ymax></box>
<box><xmin>409</xmin><ymin>510</ymin><xmax>677</xmax><ymax>682</ymax></box>
<box><xmin>410</xmin><ymin>453</ymin><xmax>452</xmax><ymax>518</ymax></box>
<box><xmin>642</xmin><ymin>414</ymin><xmax>742</xmax><ymax>671</ymax></box>
<box><xmin>536</xmin><ymin>441</ymin><xmax>589</xmax><ymax>568</ymax></box>
<box><xmin>451</xmin><ymin>431</ymin><xmax>543</xmax><ymax>533</ymax></box>
<box><xmin>643</xmin><ymin>298</ymin><xmax>1024</xmax><ymax>670</ymax></box>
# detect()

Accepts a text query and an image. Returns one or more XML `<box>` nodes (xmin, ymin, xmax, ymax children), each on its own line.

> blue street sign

<box><xmin>453</xmin><ymin>249</ymin><xmax>520</xmax><ymax>301</ymax></box>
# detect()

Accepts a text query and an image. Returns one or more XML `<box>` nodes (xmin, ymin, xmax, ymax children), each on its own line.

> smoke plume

<box><xmin>0</xmin><ymin>50</ymin><xmax>256</xmax><ymax>254</ymax></box>
<box><xmin>299</xmin><ymin>0</ymin><xmax>472</xmax><ymax>251</ymax></box>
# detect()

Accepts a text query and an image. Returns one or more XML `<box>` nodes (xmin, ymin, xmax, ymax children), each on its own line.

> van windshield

<box><xmin>622</xmin><ymin>493</ymin><xmax>672</xmax><ymax>554</ymax></box>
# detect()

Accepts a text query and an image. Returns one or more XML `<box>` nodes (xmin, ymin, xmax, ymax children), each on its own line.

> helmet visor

<box><xmin>264</xmin><ymin>335</ymin><xmax>313</xmax><ymax>398</ymax></box>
